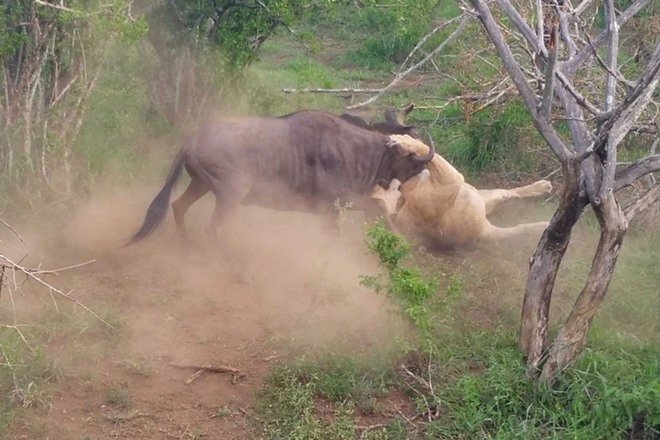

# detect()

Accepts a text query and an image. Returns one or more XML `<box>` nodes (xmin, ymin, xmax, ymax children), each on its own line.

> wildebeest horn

<box><xmin>385</xmin><ymin>104</ymin><xmax>415</xmax><ymax>126</ymax></box>
<box><xmin>384</xmin><ymin>108</ymin><xmax>399</xmax><ymax>126</ymax></box>
<box><xmin>412</xmin><ymin>135</ymin><xmax>435</xmax><ymax>163</ymax></box>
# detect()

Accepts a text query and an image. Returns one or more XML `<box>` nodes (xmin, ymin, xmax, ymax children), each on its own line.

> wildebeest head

<box><xmin>374</xmin><ymin>133</ymin><xmax>434</xmax><ymax>187</ymax></box>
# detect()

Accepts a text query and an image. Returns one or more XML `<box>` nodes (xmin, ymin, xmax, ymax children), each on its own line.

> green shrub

<box><xmin>0</xmin><ymin>330</ymin><xmax>59</xmax><ymax>431</ymax></box>
<box><xmin>443</xmin><ymin>100</ymin><xmax>542</xmax><ymax>174</ymax></box>
<box><xmin>341</xmin><ymin>7</ymin><xmax>428</xmax><ymax>70</ymax></box>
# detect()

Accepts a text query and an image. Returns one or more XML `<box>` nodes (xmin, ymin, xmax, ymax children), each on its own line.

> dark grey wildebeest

<box><xmin>127</xmin><ymin>110</ymin><xmax>435</xmax><ymax>244</ymax></box>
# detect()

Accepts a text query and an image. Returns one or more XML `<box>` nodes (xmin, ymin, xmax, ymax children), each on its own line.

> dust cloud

<box><xmin>25</xmin><ymin>179</ymin><xmax>405</xmax><ymax>363</ymax></box>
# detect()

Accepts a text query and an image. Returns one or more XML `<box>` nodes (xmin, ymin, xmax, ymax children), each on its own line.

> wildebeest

<box><xmin>372</xmin><ymin>135</ymin><xmax>552</xmax><ymax>250</ymax></box>
<box><xmin>127</xmin><ymin>110</ymin><xmax>435</xmax><ymax>244</ymax></box>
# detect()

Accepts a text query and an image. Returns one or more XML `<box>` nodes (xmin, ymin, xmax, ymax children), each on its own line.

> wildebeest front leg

<box><xmin>172</xmin><ymin>177</ymin><xmax>209</xmax><ymax>240</ymax></box>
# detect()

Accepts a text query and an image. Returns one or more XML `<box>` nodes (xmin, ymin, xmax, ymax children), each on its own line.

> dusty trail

<box><xmin>5</xmin><ymin>185</ymin><xmax>399</xmax><ymax>439</ymax></box>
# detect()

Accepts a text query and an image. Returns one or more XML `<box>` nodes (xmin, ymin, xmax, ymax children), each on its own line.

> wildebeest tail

<box><xmin>125</xmin><ymin>149</ymin><xmax>186</xmax><ymax>245</ymax></box>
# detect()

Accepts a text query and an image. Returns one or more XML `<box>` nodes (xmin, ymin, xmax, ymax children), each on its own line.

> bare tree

<box><xmin>466</xmin><ymin>0</ymin><xmax>659</xmax><ymax>380</ymax></box>
<box><xmin>0</xmin><ymin>1</ymin><xmax>141</xmax><ymax>197</ymax></box>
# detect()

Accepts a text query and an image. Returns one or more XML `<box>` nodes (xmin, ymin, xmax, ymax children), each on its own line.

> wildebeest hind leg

<box><xmin>206</xmin><ymin>176</ymin><xmax>252</xmax><ymax>243</ymax></box>
<box><xmin>172</xmin><ymin>178</ymin><xmax>209</xmax><ymax>240</ymax></box>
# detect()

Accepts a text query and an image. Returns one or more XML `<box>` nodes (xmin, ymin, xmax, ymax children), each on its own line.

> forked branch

<box><xmin>0</xmin><ymin>253</ymin><xmax>109</xmax><ymax>328</ymax></box>
<box><xmin>469</xmin><ymin>0</ymin><xmax>572</xmax><ymax>163</ymax></box>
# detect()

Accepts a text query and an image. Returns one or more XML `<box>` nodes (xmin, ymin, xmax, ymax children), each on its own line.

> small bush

<box><xmin>0</xmin><ymin>330</ymin><xmax>59</xmax><ymax>431</ymax></box>
<box><xmin>342</xmin><ymin>8</ymin><xmax>428</xmax><ymax>70</ymax></box>
<box><xmin>443</xmin><ymin>100</ymin><xmax>543</xmax><ymax>174</ymax></box>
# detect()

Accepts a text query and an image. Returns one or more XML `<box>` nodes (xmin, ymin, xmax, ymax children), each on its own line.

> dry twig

<box><xmin>0</xmin><ymin>253</ymin><xmax>107</xmax><ymax>327</ymax></box>
<box><xmin>170</xmin><ymin>362</ymin><xmax>243</xmax><ymax>385</ymax></box>
<box><xmin>0</xmin><ymin>219</ymin><xmax>26</xmax><ymax>244</ymax></box>
<box><xmin>357</xmin><ymin>423</ymin><xmax>389</xmax><ymax>439</ymax></box>
<box><xmin>282</xmin><ymin>87</ymin><xmax>381</xmax><ymax>94</ymax></box>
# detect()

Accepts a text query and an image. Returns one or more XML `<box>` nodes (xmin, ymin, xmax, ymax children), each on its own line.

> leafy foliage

<box><xmin>153</xmin><ymin>0</ymin><xmax>323</xmax><ymax>69</ymax></box>
<box><xmin>0</xmin><ymin>330</ymin><xmax>59</xmax><ymax>425</ymax></box>
<box><xmin>0</xmin><ymin>0</ymin><xmax>146</xmax><ymax>203</ymax></box>
<box><xmin>443</xmin><ymin>100</ymin><xmax>546</xmax><ymax>174</ymax></box>
<box><xmin>360</xmin><ymin>221</ymin><xmax>462</xmax><ymax>347</ymax></box>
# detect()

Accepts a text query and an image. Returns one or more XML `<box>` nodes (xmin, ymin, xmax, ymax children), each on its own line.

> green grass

<box><xmin>253</xmin><ymin>352</ymin><xmax>402</xmax><ymax>440</ymax></box>
<box><xmin>253</xmin><ymin>331</ymin><xmax>659</xmax><ymax>439</ymax></box>
<box><xmin>0</xmin><ymin>298</ymin><xmax>126</xmax><ymax>434</ymax></box>
<box><xmin>103</xmin><ymin>382</ymin><xmax>132</xmax><ymax>409</ymax></box>
<box><xmin>251</xmin><ymin>221</ymin><xmax>660</xmax><ymax>439</ymax></box>
<box><xmin>0</xmin><ymin>329</ymin><xmax>60</xmax><ymax>429</ymax></box>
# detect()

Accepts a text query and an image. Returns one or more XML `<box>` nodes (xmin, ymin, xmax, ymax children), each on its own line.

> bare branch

<box><xmin>588</xmin><ymin>44</ymin><xmax>636</xmax><ymax>89</ymax></box>
<box><xmin>557</xmin><ymin>3</ymin><xmax>578</xmax><ymax>56</ymax></box>
<box><xmin>401</xmin><ymin>16</ymin><xmax>465</xmax><ymax>70</ymax></box>
<box><xmin>565</xmin><ymin>0</ymin><xmax>651</xmax><ymax>74</ymax></box>
<box><xmin>347</xmin><ymin>13</ymin><xmax>470</xmax><ymax>109</ymax></box>
<box><xmin>34</xmin><ymin>0</ymin><xmax>76</xmax><ymax>13</ymax></box>
<box><xmin>555</xmin><ymin>71</ymin><xmax>602</xmax><ymax>115</ymax></box>
<box><xmin>599</xmin><ymin>43</ymin><xmax>660</xmax><ymax>151</ymax></box>
<box><xmin>26</xmin><ymin>259</ymin><xmax>96</xmax><ymax>275</ymax></box>
<box><xmin>623</xmin><ymin>183</ymin><xmax>660</xmax><ymax>221</ymax></box>
<box><xmin>0</xmin><ymin>324</ymin><xmax>34</xmax><ymax>353</ymax></box>
<box><xmin>535</xmin><ymin>0</ymin><xmax>545</xmax><ymax>53</ymax></box>
<box><xmin>573</xmin><ymin>0</ymin><xmax>598</xmax><ymax>16</ymax></box>
<box><xmin>494</xmin><ymin>0</ymin><xmax>543</xmax><ymax>55</ymax></box>
<box><xmin>282</xmin><ymin>87</ymin><xmax>381</xmax><ymax>94</ymax></box>
<box><xmin>597</xmin><ymin>0</ymin><xmax>621</xmax><ymax>204</ymax></box>
<box><xmin>0</xmin><ymin>254</ymin><xmax>112</xmax><ymax>328</ymax></box>
<box><xmin>0</xmin><ymin>219</ymin><xmax>26</xmax><ymax>244</ymax></box>
<box><xmin>539</xmin><ymin>30</ymin><xmax>559</xmax><ymax>119</ymax></box>
<box><xmin>470</xmin><ymin>0</ymin><xmax>572</xmax><ymax>163</ymax></box>
<box><xmin>603</xmin><ymin>0</ymin><xmax>619</xmax><ymax>113</ymax></box>
<box><xmin>615</xmin><ymin>154</ymin><xmax>660</xmax><ymax>190</ymax></box>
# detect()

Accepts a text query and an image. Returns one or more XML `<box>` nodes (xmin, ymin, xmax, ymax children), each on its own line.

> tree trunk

<box><xmin>542</xmin><ymin>194</ymin><xmax>628</xmax><ymax>380</ymax></box>
<box><xmin>519</xmin><ymin>161</ymin><xmax>586</xmax><ymax>375</ymax></box>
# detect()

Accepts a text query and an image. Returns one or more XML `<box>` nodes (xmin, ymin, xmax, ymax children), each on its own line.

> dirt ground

<box><xmin>4</xmin><ymin>185</ymin><xmax>402</xmax><ymax>440</ymax></box>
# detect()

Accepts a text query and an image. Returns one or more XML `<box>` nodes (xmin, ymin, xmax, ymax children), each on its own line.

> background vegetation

<box><xmin>0</xmin><ymin>0</ymin><xmax>658</xmax><ymax>438</ymax></box>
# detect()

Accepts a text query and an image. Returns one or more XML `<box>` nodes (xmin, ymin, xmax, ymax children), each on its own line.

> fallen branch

<box><xmin>34</xmin><ymin>0</ymin><xmax>77</xmax><ymax>13</ymax></box>
<box><xmin>282</xmin><ymin>87</ymin><xmax>381</xmax><ymax>94</ymax></box>
<box><xmin>105</xmin><ymin>410</ymin><xmax>153</xmax><ymax>423</ymax></box>
<box><xmin>170</xmin><ymin>363</ymin><xmax>243</xmax><ymax>385</ymax></box>
<box><xmin>399</xmin><ymin>364</ymin><xmax>432</xmax><ymax>393</ymax></box>
<box><xmin>358</xmin><ymin>423</ymin><xmax>389</xmax><ymax>439</ymax></box>
<box><xmin>238</xmin><ymin>406</ymin><xmax>264</xmax><ymax>423</ymax></box>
